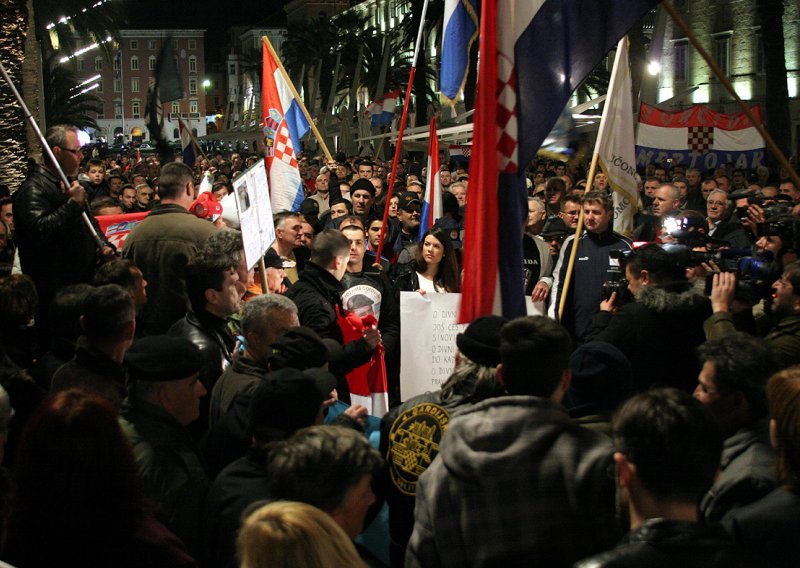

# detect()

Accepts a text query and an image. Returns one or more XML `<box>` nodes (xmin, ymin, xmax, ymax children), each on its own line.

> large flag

<box><xmin>178</xmin><ymin>117</ymin><xmax>198</xmax><ymax>167</ymax></box>
<box><xmin>262</xmin><ymin>37</ymin><xmax>311</xmax><ymax>213</ymax></box>
<box><xmin>365</xmin><ymin>89</ymin><xmax>400</xmax><ymax>127</ymax></box>
<box><xmin>636</xmin><ymin>103</ymin><xmax>766</xmax><ymax>171</ymax></box>
<box><xmin>440</xmin><ymin>0</ymin><xmax>478</xmax><ymax>104</ymax></box>
<box><xmin>458</xmin><ymin>0</ymin><xmax>660</xmax><ymax>323</ymax></box>
<box><xmin>596</xmin><ymin>37</ymin><xmax>639</xmax><ymax>238</ymax></box>
<box><xmin>419</xmin><ymin>118</ymin><xmax>442</xmax><ymax>238</ymax></box>
<box><xmin>96</xmin><ymin>211</ymin><xmax>149</xmax><ymax>250</ymax></box>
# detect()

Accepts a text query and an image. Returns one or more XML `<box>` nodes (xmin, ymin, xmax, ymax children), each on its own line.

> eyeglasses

<box><xmin>59</xmin><ymin>147</ymin><xmax>83</xmax><ymax>155</ymax></box>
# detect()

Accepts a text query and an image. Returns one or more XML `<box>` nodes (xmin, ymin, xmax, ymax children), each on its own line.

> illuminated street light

<box><xmin>647</xmin><ymin>61</ymin><xmax>661</xmax><ymax>76</ymax></box>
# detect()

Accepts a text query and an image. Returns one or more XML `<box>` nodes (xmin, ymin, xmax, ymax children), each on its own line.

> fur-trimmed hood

<box><xmin>634</xmin><ymin>279</ymin><xmax>709</xmax><ymax>313</ymax></box>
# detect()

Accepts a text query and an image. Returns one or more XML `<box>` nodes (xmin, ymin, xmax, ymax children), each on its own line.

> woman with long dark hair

<box><xmin>395</xmin><ymin>227</ymin><xmax>460</xmax><ymax>294</ymax></box>
<box><xmin>2</xmin><ymin>389</ymin><xmax>196</xmax><ymax>567</ymax></box>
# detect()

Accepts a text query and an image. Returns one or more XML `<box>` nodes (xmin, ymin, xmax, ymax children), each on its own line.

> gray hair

<box><xmin>203</xmin><ymin>229</ymin><xmax>245</xmax><ymax>267</ymax></box>
<box><xmin>45</xmin><ymin>124</ymin><xmax>79</xmax><ymax>149</ymax></box>
<box><xmin>241</xmin><ymin>294</ymin><xmax>298</xmax><ymax>336</ymax></box>
<box><xmin>706</xmin><ymin>189</ymin><xmax>729</xmax><ymax>205</ymax></box>
<box><xmin>658</xmin><ymin>183</ymin><xmax>680</xmax><ymax>201</ymax></box>
<box><xmin>527</xmin><ymin>197</ymin><xmax>546</xmax><ymax>213</ymax></box>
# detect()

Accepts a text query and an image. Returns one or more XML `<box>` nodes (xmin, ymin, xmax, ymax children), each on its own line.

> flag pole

<box><xmin>262</xmin><ymin>37</ymin><xmax>333</xmax><ymax>162</ymax></box>
<box><xmin>375</xmin><ymin>0</ymin><xmax>431</xmax><ymax>261</ymax></box>
<box><xmin>179</xmin><ymin>116</ymin><xmax>209</xmax><ymax>161</ymax></box>
<box><xmin>0</xmin><ymin>60</ymin><xmax>105</xmax><ymax>252</ymax></box>
<box><xmin>661</xmin><ymin>0</ymin><xmax>800</xmax><ymax>190</ymax></box>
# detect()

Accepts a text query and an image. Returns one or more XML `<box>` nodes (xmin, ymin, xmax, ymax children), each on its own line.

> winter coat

<box><xmin>122</xmin><ymin>203</ymin><xmax>217</xmax><ymax>335</ymax></box>
<box><xmin>14</xmin><ymin>165</ymin><xmax>107</xmax><ymax>301</ymax></box>
<box><xmin>705</xmin><ymin>312</ymin><xmax>800</xmax><ymax>369</ymax></box>
<box><xmin>700</xmin><ymin>418</ymin><xmax>777</xmax><ymax>524</ymax></box>
<box><xmin>119</xmin><ymin>399</ymin><xmax>210</xmax><ymax>558</ymax></box>
<box><xmin>208</xmin><ymin>356</ymin><xmax>267</xmax><ymax>428</ymax></box>
<box><xmin>723</xmin><ymin>487</ymin><xmax>800</xmax><ymax>568</ymax></box>
<box><xmin>51</xmin><ymin>336</ymin><xmax>126</xmax><ymax>408</ymax></box>
<box><xmin>406</xmin><ymin>396</ymin><xmax>618</xmax><ymax>568</ymax></box>
<box><xmin>586</xmin><ymin>280</ymin><xmax>711</xmax><ymax>392</ymax></box>
<box><xmin>576</xmin><ymin>519</ymin><xmax>765</xmax><ymax>568</ymax></box>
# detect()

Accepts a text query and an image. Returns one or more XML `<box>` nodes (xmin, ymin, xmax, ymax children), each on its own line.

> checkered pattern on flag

<box><xmin>458</xmin><ymin>0</ymin><xmax>660</xmax><ymax>324</ymax></box>
<box><xmin>262</xmin><ymin>37</ymin><xmax>311</xmax><ymax>213</ymax></box>
<box><xmin>688</xmin><ymin>126</ymin><xmax>714</xmax><ymax>154</ymax></box>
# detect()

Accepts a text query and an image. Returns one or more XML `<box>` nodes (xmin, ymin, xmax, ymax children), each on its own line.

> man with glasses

<box><xmin>14</xmin><ymin>124</ymin><xmax>113</xmax><ymax>344</ymax></box>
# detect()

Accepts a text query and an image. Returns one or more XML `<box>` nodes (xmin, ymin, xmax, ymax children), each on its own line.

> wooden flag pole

<box><xmin>661</xmin><ymin>0</ymin><xmax>800</xmax><ymax>190</ymax></box>
<box><xmin>258</xmin><ymin>258</ymin><xmax>268</xmax><ymax>296</ymax></box>
<box><xmin>262</xmin><ymin>37</ymin><xmax>334</xmax><ymax>163</ymax></box>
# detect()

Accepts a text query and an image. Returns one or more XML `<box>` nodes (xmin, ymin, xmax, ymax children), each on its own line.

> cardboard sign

<box><xmin>231</xmin><ymin>160</ymin><xmax>275</xmax><ymax>270</ymax></box>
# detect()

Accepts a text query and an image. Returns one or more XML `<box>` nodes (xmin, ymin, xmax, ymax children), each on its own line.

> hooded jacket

<box><xmin>586</xmin><ymin>280</ymin><xmax>711</xmax><ymax>392</ymax></box>
<box><xmin>406</xmin><ymin>396</ymin><xmax>618</xmax><ymax>568</ymax></box>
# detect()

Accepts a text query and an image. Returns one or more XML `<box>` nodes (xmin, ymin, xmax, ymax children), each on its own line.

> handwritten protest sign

<box><xmin>400</xmin><ymin>292</ymin><xmax>467</xmax><ymax>401</ymax></box>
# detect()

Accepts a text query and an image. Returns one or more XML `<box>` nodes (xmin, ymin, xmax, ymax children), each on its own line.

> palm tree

<box><xmin>43</xmin><ymin>54</ymin><xmax>102</xmax><ymax>130</ymax></box>
<box><xmin>0</xmin><ymin>0</ymin><xmax>32</xmax><ymax>191</ymax></box>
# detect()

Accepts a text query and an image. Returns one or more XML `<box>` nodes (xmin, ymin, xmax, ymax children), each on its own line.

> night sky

<box><xmin>123</xmin><ymin>0</ymin><xmax>289</xmax><ymax>64</ymax></box>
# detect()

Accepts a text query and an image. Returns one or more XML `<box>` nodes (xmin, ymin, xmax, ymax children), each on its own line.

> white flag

<box><xmin>595</xmin><ymin>37</ymin><xmax>639</xmax><ymax>237</ymax></box>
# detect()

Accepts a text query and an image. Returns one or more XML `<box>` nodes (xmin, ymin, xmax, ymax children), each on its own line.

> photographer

<box><xmin>585</xmin><ymin>244</ymin><xmax>710</xmax><ymax>393</ymax></box>
<box><xmin>706</xmin><ymin>261</ymin><xmax>800</xmax><ymax>368</ymax></box>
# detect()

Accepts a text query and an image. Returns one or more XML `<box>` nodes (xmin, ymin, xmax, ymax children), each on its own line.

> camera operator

<box><xmin>706</xmin><ymin>261</ymin><xmax>800</xmax><ymax>368</ymax></box>
<box><xmin>585</xmin><ymin>243</ymin><xmax>711</xmax><ymax>393</ymax></box>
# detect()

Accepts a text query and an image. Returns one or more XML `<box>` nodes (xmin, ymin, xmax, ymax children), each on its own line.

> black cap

<box><xmin>541</xmin><ymin>217</ymin><xmax>571</xmax><ymax>238</ymax></box>
<box><xmin>248</xmin><ymin>368</ymin><xmax>336</xmax><ymax>439</ymax></box>
<box><xmin>398</xmin><ymin>191</ymin><xmax>422</xmax><ymax>211</ymax></box>
<box><xmin>456</xmin><ymin>315</ymin><xmax>509</xmax><ymax>367</ymax></box>
<box><xmin>263</xmin><ymin>248</ymin><xmax>284</xmax><ymax>269</ymax></box>
<box><xmin>300</xmin><ymin>198</ymin><xmax>320</xmax><ymax>216</ymax></box>
<box><xmin>350</xmin><ymin>178</ymin><xmax>376</xmax><ymax>197</ymax></box>
<box><xmin>268</xmin><ymin>326</ymin><xmax>337</xmax><ymax>370</ymax></box>
<box><xmin>125</xmin><ymin>336</ymin><xmax>204</xmax><ymax>381</ymax></box>
<box><xmin>565</xmin><ymin>342</ymin><xmax>632</xmax><ymax>410</ymax></box>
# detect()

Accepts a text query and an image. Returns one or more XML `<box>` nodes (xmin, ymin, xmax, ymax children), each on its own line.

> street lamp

<box><xmin>202</xmin><ymin>78</ymin><xmax>211</xmax><ymax>89</ymax></box>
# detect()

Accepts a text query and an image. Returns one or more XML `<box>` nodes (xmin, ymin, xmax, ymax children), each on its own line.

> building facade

<box><xmin>73</xmin><ymin>29</ymin><xmax>207</xmax><ymax>143</ymax></box>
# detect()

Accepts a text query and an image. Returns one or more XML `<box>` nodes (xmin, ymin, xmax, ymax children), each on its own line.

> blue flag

<box><xmin>440</xmin><ymin>0</ymin><xmax>478</xmax><ymax>104</ymax></box>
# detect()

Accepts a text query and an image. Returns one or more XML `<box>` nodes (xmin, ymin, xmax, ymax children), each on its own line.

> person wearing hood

<box><xmin>407</xmin><ymin>316</ymin><xmax>618</xmax><ymax>567</ymax></box>
<box><xmin>585</xmin><ymin>243</ymin><xmax>711</xmax><ymax>393</ymax></box>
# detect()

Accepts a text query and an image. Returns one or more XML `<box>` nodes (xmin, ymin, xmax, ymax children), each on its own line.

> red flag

<box><xmin>336</xmin><ymin>310</ymin><xmax>388</xmax><ymax>417</ymax></box>
<box><xmin>95</xmin><ymin>211</ymin><xmax>149</xmax><ymax>250</ymax></box>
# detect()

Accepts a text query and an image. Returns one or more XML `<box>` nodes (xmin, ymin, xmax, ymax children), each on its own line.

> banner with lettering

<box><xmin>636</xmin><ymin>103</ymin><xmax>765</xmax><ymax>171</ymax></box>
<box><xmin>95</xmin><ymin>211</ymin><xmax>149</xmax><ymax>250</ymax></box>
<box><xmin>400</xmin><ymin>292</ymin><xmax>467</xmax><ymax>401</ymax></box>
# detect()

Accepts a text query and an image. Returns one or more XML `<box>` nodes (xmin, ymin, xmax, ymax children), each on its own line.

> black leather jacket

<box><xmin>168</xmin><ymin>310</ymin><xmax>235</xmax><ymax>392</ymax></box>
<box><xmin>14</xmin><ymin>165</ymin><xmax>108</xmax><ymax>298</ymax></box>
<box><xmin>575</xmin><ymin>519</ymin><xmax>765</xmax><ymax>568</ymax></box>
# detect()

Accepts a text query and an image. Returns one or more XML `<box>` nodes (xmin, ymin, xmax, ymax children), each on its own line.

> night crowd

<box><xmin>0</xmin><ymin>124</ymin><xmax>799</xmax><ymax>567</ymax></box>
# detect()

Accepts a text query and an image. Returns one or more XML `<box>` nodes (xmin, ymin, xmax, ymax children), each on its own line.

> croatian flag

<box><xmin>636</xmin><ymin>103</ymin><xmax>766</xmax><ymax>171</ymax></box>
<box><xmin>178</xmin><ymin>118</ymin><xmax>197</xmax><ymax>167</ymax></box>
<box><xmin>458</xmin><ymin>0</ymin><xmax>659</xmax><ymax>323</ymax></box>
<box><xmin>419</xmin><ymin>117</ymin><xmax>442</xmax><ymax>239</ymax></box>
<box><xmin>262</xmin><ymin>36</ymin><xmax>311</xmax><ymax>213</ymax></box>
<box><xmin>366</xmin><ymin>89</ymin><xmax>400</xmax><ymax>127</ymax></box>
<box><xmin>440</xmin><ymin>0</ymin><xmax>478</xmax><ymax>104</ymax></box>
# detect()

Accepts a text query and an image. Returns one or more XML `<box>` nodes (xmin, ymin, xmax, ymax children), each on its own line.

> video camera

<box><xmin>601</xmin><ymin>249</ymin><xmax>633</xmax><ymax>302</ymax></box>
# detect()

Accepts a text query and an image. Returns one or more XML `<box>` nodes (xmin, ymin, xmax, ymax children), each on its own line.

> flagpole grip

<box><xmin>262</xmin><ymin>37</ymin><xmax>334</xmax><ymax>163</ymax></box>
<box><xmin>661</xmin><ymin>0</ymin><xmax>800</xmax><ymax>190</ymax></box>
<box><xmin>557</xmin><ymin>152</ymin><xmax>599</xmax><ymax>321</ymax></box>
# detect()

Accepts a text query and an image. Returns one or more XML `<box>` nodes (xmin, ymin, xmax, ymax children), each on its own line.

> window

<box><xmin>131</xmin><ymin>77</ymin><xmax>140</xmax><ymax>92</ymax></box>
<box><xmin>148</xmin><ymin>56</ymin><xmax>156</xmax><ymax>71</ymax></box>
<box><xmin>130</xmin><ymin>40</ymin><xmax>138</xmax><ymax>50</ymax></box>
<box><xmin>713</xmin><ymin>34</ymin><xmax>731</xmax><ymax>77</ymax></box>
<box><xmin>96</xmin><ymin>80</ymin><xmax>103</xmax><ymax>93</ymax></box>
<box><xmin>77</xmin><ymin>58</ymin><xmax>84</xmax><ymax>71</ymax></box>
<box><xmin>229</xmin><ymin>63</ymin><xmax>236</xmax><ymax>76</ymax></box>
<box><xmin>96</xmin><ymin>107</ymin><xmax>104</xmax><ymax>119</ymax></box>
<box><xmin>114</xmin><ymin>102</ymin><xmax>123</xmax><ymax>119</ymax></box>
<box><xmin>132</xmin><ymin>101</ymin><xmax>141</xmax><ymax>118</ymax></box>
<box><xmin>190</xmin><ymin>99</ymin><xmax>198</xmax><ymax>114</ymax></box>
<box><xmin>172</xmin><ymin>101</ymin><xmax>180</xmax><ymax>115</ymax></box>
<box><xmin>674</xmin><ymin>41</ymin><xmax>688</xmax><ymax>82</ymax></box>
<box><xmin>149</xmin><ymin>39</ymin><xmax>157</xmax><ymax>50</ymax></box>
<box><xmin>112</xmin><ymin>56</ymin><xmax>120</xmax><ymax>71</ymax></box>
<box><xmin>172</xmin><ymin>39</ymin><xmax>179</xmax><ymax>50</ymax></box>
<box><xmin>189</xmin><ymin>55</ymin><xmax>197</xmax><ymax>73</ymax></box>
<box><xmin>95</xmin><ymin>57</ymin><xmax>103</xmax><ymax>71</ymax></box>
<box><xmin>130</xmin><ymin>55</ymin><xmax>139</xmax><ymax>71</ymax></box>
<box><xmin>113</xmin><ymin>79</ymin><xmax>121</xmax><ymax>92</ymax></box>
<box><xmin>188</xmin><ymin>39</ymin><xmax>197</xmax><ymax>50</ymax></box>
<box><xmin>189</xmin><ymin>78</ymin><xmax>197</xmax><ymax>95</ymax></box>
<box><xmin>756</xmin><ymin>33</ymin><xmax>765</xmax><ymax>74</ymax></box>
<box><xmin>173</xmin><ymin>128</ymin><xmax>179</xmax><ymax>139</ymax></box>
